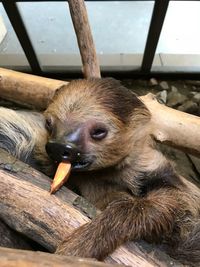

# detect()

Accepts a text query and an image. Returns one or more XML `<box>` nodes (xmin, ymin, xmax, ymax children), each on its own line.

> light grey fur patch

<box><xmin>0</xmin><ymin>107</ymin><xmax>45</xmax><ymax>163</ymax></box>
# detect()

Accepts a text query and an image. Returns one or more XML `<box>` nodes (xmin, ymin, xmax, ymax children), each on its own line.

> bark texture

<box><xmin>68</xmin><ymin>0</ymin><xmax>101</xmax><ymax>78</ymax></box>
<box><xmin>0</xmin><ymin>67</ymin><xmax>67</xmax><ymax>110</ymax></box>
<box><xmin>0</xmin><ymin>247</ymin><xmax>123</xmax><ymax>267</ymax></box>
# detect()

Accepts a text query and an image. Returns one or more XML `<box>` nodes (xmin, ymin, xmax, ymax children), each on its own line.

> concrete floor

<box><xmin>0</xmin><ymin>1</ymin><xmax>200</xmax><ymax>71</ymax></box>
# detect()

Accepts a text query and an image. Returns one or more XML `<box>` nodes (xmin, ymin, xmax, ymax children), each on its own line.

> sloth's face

<box><xmin>44</xmin><ymin>78</ymin><xmax>149</xmax><ymax>172</ymax></box>
<box><xmin>45</xmin><ymin>114</ymin><xmax>130</xmax><ymax>171</ymax></box>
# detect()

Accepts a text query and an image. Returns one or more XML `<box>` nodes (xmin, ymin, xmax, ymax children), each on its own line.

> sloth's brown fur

<box><xmin>0</xmin><ymin>78</ymin><xmax>200</xmax><ymax>265</ymax></box>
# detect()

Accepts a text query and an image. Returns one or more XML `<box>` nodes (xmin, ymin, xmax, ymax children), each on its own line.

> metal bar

<box><xmin>141</xmin><ymin>0</ymin><xmax>170</xmax><ymax>73</ymax></box>
<box><xmin>2</xmin><ymin>1</ymin><xmax>41</xmax><ymax>74</ymax></box>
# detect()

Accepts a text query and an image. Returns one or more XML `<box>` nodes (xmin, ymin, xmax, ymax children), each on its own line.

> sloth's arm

<box><xmin>56</xmin><ymin>188</ymin><xmax>179</xmax><ymax>260</ymax></box>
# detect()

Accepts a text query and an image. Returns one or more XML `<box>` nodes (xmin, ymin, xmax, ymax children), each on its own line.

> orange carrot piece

<box><xmin>50</xmin><ymin>162</ymin><xmax>71</xmax><ymax>194</ymax></box>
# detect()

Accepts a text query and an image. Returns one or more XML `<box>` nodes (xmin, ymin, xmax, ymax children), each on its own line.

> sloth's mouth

<box><xmin>71</xmin><ymin>160</ymin><xmax>92</xmax><ymax>171</ymax></box>
<box><xmin>46</xmin><ymin>141</ymin><xmax>93</xmax><ymax>171</ymax></box>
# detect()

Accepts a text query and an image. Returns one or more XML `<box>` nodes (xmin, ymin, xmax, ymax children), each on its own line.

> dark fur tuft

<box><xmin>88</xmin><ymin>78</ymin><xmax>148</xmax><ymax>123</ymax></box>
<box><xmin>168</xmin><ymin>222</ymin><xmax>200</xmax><ymax>266</ymax></box>
<box><xmin>139</xmin><ymin>163</ymin><xmax>184</xmax><ymax>196</ymax></box>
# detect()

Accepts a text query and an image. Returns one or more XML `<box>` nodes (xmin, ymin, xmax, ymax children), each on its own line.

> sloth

<box><xmin>0</xmin><ymin>78</ymin><xmax>200</xmax><ymax>265</ymax></box>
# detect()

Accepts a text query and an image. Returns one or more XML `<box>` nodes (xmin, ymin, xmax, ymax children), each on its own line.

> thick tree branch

<box><xmin>140</xmin><ymin>94</ymin><xmax>200</xmax><ymax>157</ymax></box>
<box><xmin>0</xmin><ymin>68</ymin><xmax>67</xmax><ymax>110</ymax></box>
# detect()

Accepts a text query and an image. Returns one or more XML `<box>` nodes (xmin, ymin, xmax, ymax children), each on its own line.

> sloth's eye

<box><xmin>90</xmin><ymin>127</ymin><xmax>108</xmax><ymax>141</ymax></box>
<box><xmin>45</xmin><ymin>117</ymin><xmax>53</xmax><ymax>133</ymax></box>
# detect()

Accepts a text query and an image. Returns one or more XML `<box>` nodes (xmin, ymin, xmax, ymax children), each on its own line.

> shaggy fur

<box><xmin>0</xmin><ymin>78</ymin><xmax>200</xmax><ymax>265</ymax></box>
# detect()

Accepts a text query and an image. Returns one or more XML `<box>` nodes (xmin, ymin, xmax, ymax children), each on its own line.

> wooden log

<box><xmin>0</xmin><ymin>148</ymin><xmax>163</xmax><ymax>267</ymax></box>
<box><xmin>0</xmin><ymin>247</ymin><xmax>123</xmax><ymax>267</ymax></box>
<box><xmin>68</xmin><ymin>0</ymin><xmax>101</xmax><ymax>78</ymax></box>
<box><xmin>0</xmin><ymin>220</ymin><xmax>32</xmax><ymax>250</ymax></box>
<box><xmin>140</xmin><ymin>93</ymin><xmax>200</xmax><ymax>157</ymax></box>
<box><xmin>0</xmin><ymin>68</ymin><xmax>68</xmax><ymax>110</ymax></box>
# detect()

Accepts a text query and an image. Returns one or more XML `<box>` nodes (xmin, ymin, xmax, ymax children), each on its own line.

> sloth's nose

<box><xmin>46</xmin><ymin>141</ymin><xmax>81</xmax><ymax>163</ymax></box>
